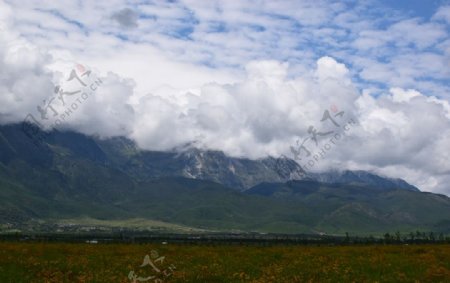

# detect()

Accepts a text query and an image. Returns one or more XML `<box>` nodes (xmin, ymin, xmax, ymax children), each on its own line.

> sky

<box><xmin>0</xmin><ymin>0</ymin><xmax>450</xmax><ymax>195</ymax></box>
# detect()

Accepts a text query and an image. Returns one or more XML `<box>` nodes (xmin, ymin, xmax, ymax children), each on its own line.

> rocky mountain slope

<box><xmin>0</xmin><ymin>123</ymin><xmax>447</xmax><ymax>234</ymax></box>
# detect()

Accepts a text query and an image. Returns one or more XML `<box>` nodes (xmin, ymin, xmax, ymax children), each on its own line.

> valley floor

<box><xmin>0</xmin><ymin>242</ymin><xmax>449</xmax><ymax>282</ymax></box>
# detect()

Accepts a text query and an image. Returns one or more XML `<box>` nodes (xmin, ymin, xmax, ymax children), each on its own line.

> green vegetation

<box><xmin>1</xmin><ymin>124</ymin><xmax>450</xmax><ymax>234</ymax></box>
<box><xmin>0</xmin><ymin>242</ymin><xmax>449</xmax><ymax>282</ymax></box>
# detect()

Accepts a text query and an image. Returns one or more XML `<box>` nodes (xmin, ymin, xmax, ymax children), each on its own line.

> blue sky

<box><xmin>1</xmin><ymin>0</ymin><xmax>449</xmax><ymax>97</ymax></box>
<box><xmin>1</xmin><ymin>0</ymin><xmax>450</xmax><ymax>195</ymax></box>
<box><xmin>381</xmin><ymin>0</ymin><xmax>449</xmax><ymax>18</ymax></box>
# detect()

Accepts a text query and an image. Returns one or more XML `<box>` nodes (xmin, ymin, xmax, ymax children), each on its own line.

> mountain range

<box><xmin>0</xmin><ymin>123</ymin><xmax>449</xmax><ymax>235</ymax></box>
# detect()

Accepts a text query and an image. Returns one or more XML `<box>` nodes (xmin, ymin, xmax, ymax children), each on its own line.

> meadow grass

<box><xmin>0</xmin><ymin>242</ymin><xmax>449</xmax><ymax>282</ymax></box>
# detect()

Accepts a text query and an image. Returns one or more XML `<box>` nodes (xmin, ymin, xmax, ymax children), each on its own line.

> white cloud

<box><xmin>128</xmin><ymin>58</ymin><xmax>450</xmax><ymax>195</ymax></box>
<box><xmin>390</xmin><ymin>87</ymin><xmax>421</xmax><ymax>103</ymax></box>
<box><xmin>315</xmin><ymin>56</ymin><xmax>349</xmax><ymax>81</ymax></box>
<box><xmin>0</xmin><ymin>0</ymin><xmax>450</xmax><ymax>196</ymax></box>
<box><xmin>433</xmin><ymin>5</ymin><xmax>450</xmax><ymax>24</ymax></box>
<box><xmin>2</xmin><ymin>0</ymin><xmax>449</xmax><ymax>97</ymax></box>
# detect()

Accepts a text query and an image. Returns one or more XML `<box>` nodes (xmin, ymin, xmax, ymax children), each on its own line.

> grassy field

<box><xmin>0</xmin><ymin>242</ymin><xmax>449</xmax><ymax>282</ymax></box>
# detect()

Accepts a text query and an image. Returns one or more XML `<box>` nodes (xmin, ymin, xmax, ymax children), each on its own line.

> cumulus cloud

<box><xmin>390</xmin><ymin>88</ymin><xmax>421</xmax><ymax>103</ymax></box>
<box><xmin>345</xmin><ymin>89</ymin><xmax>450</xmax><ymax>194</ymax></box>
<box><xmin>433</xmin><ymin>5</ymin><xmax>450</xmax><ymax>24</ymax></box>
<box><xmin>0</xmin><ymin>6</ymin><xmax>54</xmax><ymax>124</ymax></box>
<box><xmin>0</xmin><ymin>0</ymin><xmax>450</xmax><ymax>196</ymax></box>
<box><xmin>0</xmin><ymin>11</ymin><xmax>136</xmax><ymax>138</ymax></box>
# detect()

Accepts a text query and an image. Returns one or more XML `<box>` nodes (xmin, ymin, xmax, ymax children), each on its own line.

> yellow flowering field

<box><xmin>0</xmin><ymin>242</ymin><xmax>449</xmax><ymax>282</ymax></box>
